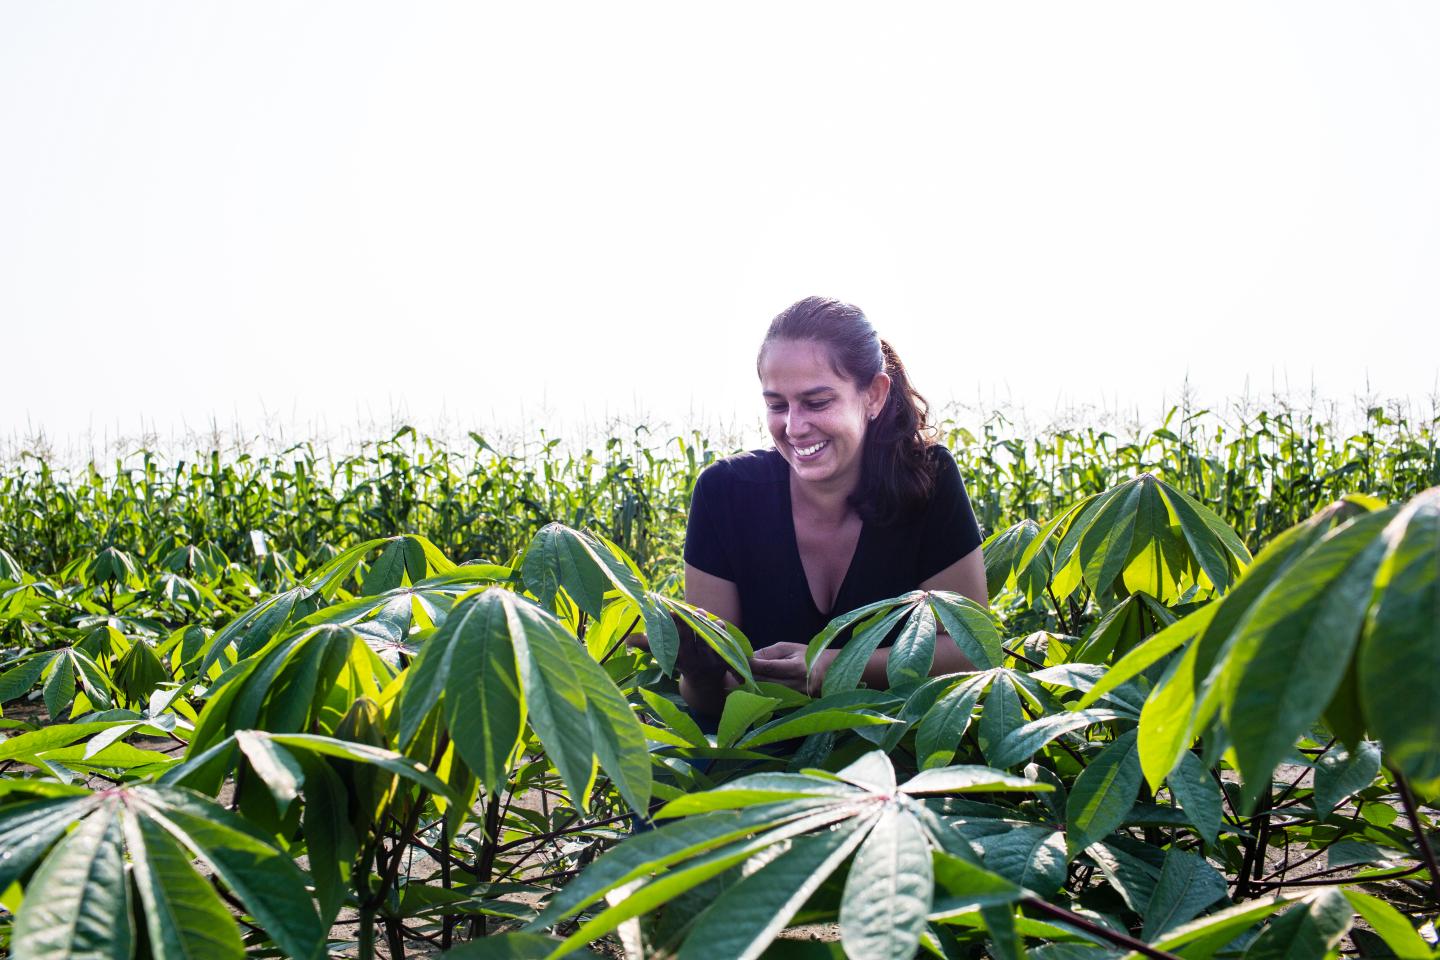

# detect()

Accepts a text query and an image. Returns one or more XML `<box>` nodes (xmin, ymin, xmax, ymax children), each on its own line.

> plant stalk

<box><xmin>1021</xmin><ymin>896</ymin><xmax>1182</xmax><ymax>959</ymax></box>
<box><xmin>1392</xmin><ymin>767</ymin><xmax>1440</xmax><ymax>910</ymax></box>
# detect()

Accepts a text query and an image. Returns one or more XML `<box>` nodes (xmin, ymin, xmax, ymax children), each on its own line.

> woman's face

<box><xmin>758</xmin><ymin>338</ymin><xmax>889</xmax><ymax>493</ymax></box>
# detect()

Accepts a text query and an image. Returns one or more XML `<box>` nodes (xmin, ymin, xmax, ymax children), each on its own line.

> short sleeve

<box><xmin>683</xmin><ymin>463</ymin><xmax>736</xmax><ymax>581</ymax></box>
<box><xmin>915</xmin><ymin>447</ymin><xmax>983</xmax><ymax>582</ymax></box>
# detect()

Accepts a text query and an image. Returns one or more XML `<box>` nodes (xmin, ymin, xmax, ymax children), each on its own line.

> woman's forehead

<box><xmin>758</xmin><ymin>339</ymin><xmax>851</xmax><ymax>390</ymax></box>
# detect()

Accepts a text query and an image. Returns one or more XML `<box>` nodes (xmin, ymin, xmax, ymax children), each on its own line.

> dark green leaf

<box><xmin>1358</xmin><ymin>489</ymin><xmax>1440</xmax><ymax>791</ymax></box>
<box><xmin>976</xmin><ymin>826</ymin><xmax>1067</xmax><ymax>896</ymax></box>
<box><xmin>11</xmin><ymin>805</ymin><xmax>131</xmax><ymax>960</ymax></box>
<box><xmin>677</xmin><ymin>819</ymin><xmax>871</xmax><ymax>960</ymax></box>
<box><xmin>839</xmin><ymin>805</ymin><xmax>933</xmax><ymax>960</ymax></box>
<box><xmin>121</xmin><ymin>806</ymin><xmax>246</xmax><ymax>960</ymax></box>
<box><xmin>1240</xmin><ymin>888</ymin><xmax>1351</xmax><ymax>960</ymax></box>
<box><xmin>1141</xmin><ymin>847</ymin><xmax>1228</xmax><ymax>939</ymax></box>
<box><xmin>1067</xmin><ymin>730</ymin><xmax>1142</xmax><ymax>852</ymax></box>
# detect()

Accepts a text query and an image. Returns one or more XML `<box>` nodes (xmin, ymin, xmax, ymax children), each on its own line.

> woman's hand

<box><xmin>749</xmin><ymin>642</ymin><xmax>835</xmax><ymax>697</ymax></box>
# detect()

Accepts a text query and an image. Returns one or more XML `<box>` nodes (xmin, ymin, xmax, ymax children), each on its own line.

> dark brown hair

<box><xmin>759</xmin><ymin>296</ymin><xmax>937</xmax><ymax>525</ymax></box>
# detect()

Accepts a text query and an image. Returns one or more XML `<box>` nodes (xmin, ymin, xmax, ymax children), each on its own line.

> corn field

<box><xmin>1</xmin><ymin>400</ymin><xmax>1437</xmax><ymax>959</ymax></box>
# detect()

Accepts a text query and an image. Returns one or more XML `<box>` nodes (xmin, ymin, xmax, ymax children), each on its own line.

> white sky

<box><xmin>2</xmin><ymin>3</ymin><xmax>1438</xmax><ymax>449</ymax></box>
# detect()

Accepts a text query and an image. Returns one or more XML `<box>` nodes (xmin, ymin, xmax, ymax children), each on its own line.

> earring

<box><xmin>867</xmin><ymin>412</ymin><xmax>877</xmax><ymax>422</ymax></box>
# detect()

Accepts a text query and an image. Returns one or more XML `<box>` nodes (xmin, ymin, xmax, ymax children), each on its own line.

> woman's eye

<box><xmin>806</xmin><ymin>401</ymin><xmax>831</xmax><ymax>411</ymax></box>
<box><xmin>767</xmin><ymin>404</ymin><xmax>786</xmax><ymax>413</ymax></box>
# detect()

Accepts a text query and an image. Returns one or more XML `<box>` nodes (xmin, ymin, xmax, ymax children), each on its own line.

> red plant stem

<box><xmin>1020</xmin><ymin>896</ymin><xmax>1182</xmax><ymax>960</ymax></box>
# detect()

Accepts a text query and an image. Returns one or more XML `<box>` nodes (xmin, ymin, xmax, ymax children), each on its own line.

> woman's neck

<box><xmin>789</xmin><ymin>471</ymin><xmax>857</xmax><ymax>525</ymax></box>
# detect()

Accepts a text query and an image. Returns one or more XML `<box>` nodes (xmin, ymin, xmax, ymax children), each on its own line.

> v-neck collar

<box><xmin>781</xmin><ymin>459</ymin><xmax>867</xmax><ymax>620</ymax></box>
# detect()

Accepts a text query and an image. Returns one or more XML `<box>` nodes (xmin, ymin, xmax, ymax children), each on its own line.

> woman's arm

<box><xmin>680</xmin><ymin>563</ymin><xmax>743</xmax><ymax>715</ymax></box>
<box><xmin>752</xmin><ymin>545</ymin><xmax>989</xmax><ymax>692</ymax></box>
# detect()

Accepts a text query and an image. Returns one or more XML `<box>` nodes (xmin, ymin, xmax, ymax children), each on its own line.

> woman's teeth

<box><xmin>795</xmin><ymin>440</ymin><xmax>828</xmax><ymax>457</ymax></box>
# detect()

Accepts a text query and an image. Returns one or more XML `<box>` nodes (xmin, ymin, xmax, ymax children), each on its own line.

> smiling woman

<box><xmin>678</xmin><ymin>296</ymin><xmax>988</xmax><ymax>717</ymax></box>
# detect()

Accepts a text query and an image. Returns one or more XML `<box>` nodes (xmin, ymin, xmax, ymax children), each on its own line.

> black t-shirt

<box><xmin>683</xmin><ymin>445</ymin><xmax>983</xmax><ymax>652</ymax></box>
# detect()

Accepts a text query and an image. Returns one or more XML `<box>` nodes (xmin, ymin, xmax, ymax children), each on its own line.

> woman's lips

<box><xmin>792</xmin><ymin>439</ymin><xmax>828</xmax><ymax>459</ymax></box>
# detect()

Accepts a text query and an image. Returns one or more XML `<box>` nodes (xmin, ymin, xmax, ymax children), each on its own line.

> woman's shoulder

<box><xmin>697</xmin><ymin>448</ymin><xmax>787</xmax><ymax>488</ymax></box>
<box><xmin>924</xmin><ymin>442</ymin><xmax>958</xmax><ymax>468</ymax></box>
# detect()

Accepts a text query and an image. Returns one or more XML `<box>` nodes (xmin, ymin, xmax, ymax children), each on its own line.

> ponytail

<box><xmin>760</xmin><ymin>297</ymin><xmax>938</xmax><ymax>525</ymax></box>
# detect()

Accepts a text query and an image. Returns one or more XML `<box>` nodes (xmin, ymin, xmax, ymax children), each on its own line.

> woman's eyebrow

<box><xmin>762</xmin><ymin>387</ymin><xmax>837</xmax><ymax>399</ymax></box>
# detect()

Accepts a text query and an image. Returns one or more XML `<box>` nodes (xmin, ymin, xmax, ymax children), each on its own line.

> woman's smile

<box><xmin>792</xmin><ymin>439</ymin><xmax>829</xmax><ymax>459</ymax></box>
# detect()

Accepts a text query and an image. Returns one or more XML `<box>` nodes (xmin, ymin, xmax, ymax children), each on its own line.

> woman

<box><xmin>679</xmin><ymin>296</ymin><xmax>987</xmax><ymax>717</ymax></box>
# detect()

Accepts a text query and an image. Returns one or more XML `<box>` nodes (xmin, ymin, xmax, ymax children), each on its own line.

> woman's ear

<box><xmin>867</xmin><ymin>372</ymin><xmax>892</xmax><ymax>419</ymax></box>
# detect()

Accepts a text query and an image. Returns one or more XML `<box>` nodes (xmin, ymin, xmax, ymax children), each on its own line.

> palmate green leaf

<box><xmin>42</xmin><ymin>647</ymin><xmax>76</xmax><ymax>720</ymax></box>
<box><xmin>839</xmin><ymin>805</ymin><xmax>933</xmax><ymax>960</ymax></box>
<box><xmin>235</xmin><ymin>729</ymin><xmax>304</xmax><ymax>810</ymax></box>
<box><xmin>121</xmin><ymin>806</ymin><xmax>246</xmax><ymax>960</ymax></box>
<box><xmin>303</xmin><ymin>535</ymin><xmax>392</xmax><ymax>598</ymax></box>
<box><xmin>1342</xmin><ymin>890</ymin><xmax>1436</xmax><ymax>960</ymax></box>
<box><xmin>11</xmin><ymin>804</ymin><xmax>132</xmax><ymax>960</ymax></box>
<box><xmin>978</xmin><ymin>673</ymin><xmax>1024</xmax><ymax>766</ymax></box>
<box><xmin>1167</xmin><ymin>751</ymin><xmax>1223</xmax><ymax>846</ymax></box>
<box><xmin>655</xmin><ymin>774</ymin><xmax>861</xmax><ymax>818</ymax></box>
<box><xmin>262</xmin><ymin>732</ymin><xmax>456</xmax><ymax>801</ymax></box>
<box><xmin>199</xmin><ymin>584</ymin><xmax>312</xmax><ymax>673</ymax></box>
<box><xmin>491</xmin><ymin>588</ymin><xmax>652</xmax><ymax>812</ymax></box>
<box><xmin>0</xmin><ymin>650</ymin><xmax>53</xmax><ymax>704</ymax></box>
<box><xmin>1140</xmin><ymin>847</ymin><xmax>1228</xmax><ymax>940</ymax></box>
<box><xmin>1133</xmin><ymin>499</ymin><xmax>1389</xmax><ymax>789</ymax></box>
<box><xmin>806</xmin><ymin>593</ymin><xmax>921</xmax><ymax>671</ymax></box>
<box><xmin>436</xmin><ymin>590</ymin><xmax>524</xmax><ymax>794</ymax></box>
<box><xmin>1067</xmin><ymin>729</ymin><xmax>1142</xmax><ymax>853</ymax></box>
<box><xmin>1040</xmin><ymin>476</ymin><xmax>1251</xmax><ymax>606</ymax></box>
<box><xmin>929</xmin><ymin>591</ymin><xmax>1005</xmax><ymax>670</ymax></box>
<box><xmin>1075</xmin><ymin>603</ymin><xmax>1216</xmax><ymax>713</ymax></box>
<box><xmin>361</xmin><ymin>536</ymin><xmax>428</xmax><ymax>594</ymax></box>
<box><xmin>0</xmin><ymin>720</ymin><xmax>125</xmax><ymax>763</ymax></box>
<box><xmin>531</xmin><ymin>800</ymin><xmax>843</xmax><ymax>928</ymax></box>
<box><xmin>975</xmin><ymin>826</ymin><xmax>1067</xmax><ymax>896</ymax></box>
<box><xmin>1358</xmin><ymin>487</ymin><xmax>1440</xmax><ymax>791</ymax></box>
<box><xmin>899</xmin><ymin>765</ymin><xmax>1052</xmax><ymax>796</ymax></box>
<box><xmin>639</xmin><ymin>688</ymin><xmax>708</xmax><ymax>747</ymax></box>
<box><xmin>930</xmin><ymin>851</ymin><xmax>1024</xmax><ymax>916</ymax></box>
<box><xmin>114</xmin><ymin>637</ymin><xmax>169</xmax><ymax>704</ymax></box>
<box><xmin>549</xmin><ymin>804</ymin><xmax>864</xmax><ymax>956</ymax></box>
<box><xmin>982</xmin><ymin>518</ymin><xmax>1051</xmax><ymax>602</ymax></box>
<box><xmin>737</xmin><ymin>706</ymin><xmax>896</xmax><ymax>749</ymax></box>
<box><xmin>888</xmin><ymin>601</ymin><xmax>938</xmax><ymax>687</ymax></box>
<box><xmin>1312</xmin><ymin>740</ymin><xmax>1381</xmax><ymax>820</ymax></box>
<box><xmin>522</xmin><ymin>523</ymin><xmax>615</xmax><ymax>617</ymax></box>
<box><xmin>0</xmin><ymin>795</ymin><xmax>105</xmax><ymax>891</ymax></box>
<box><xmin>1240</xmin><ymin>888</ymin><xmax>1352</xmax><ymax>960</ymax></box>
<box><xmin>129</xmin><ymin>784</ymin><xmax>326</xmax><ymax>960</ymax></box>
<box><xmin>915</xmin><ymin>674</ymin><xmax>987</xmax><ymax>769</ymax></box>
<box><xmin>660</xmin><ymin>595</ymin><xmax>756</xmax><ymax>685</ymax></box>
<box><xmin>822</xmin><ymin>602</ymin><xmax>915</xmax><ymax>696</ymax></box>
<box><xmin>676</xmin><ymin>818</ymin><xmax>874</xmax><ymax>960</ymax></box>
<box><xmin>1219</xmin><ymin>508</ymin><xmax>1393</xmax><ymax>810</ymax></box>
<box><xmin>989</xmin><ymin>709</ymin><xmax>1122</xmax><ymax>770</ymax></box>
<box><xmin>1120</xmin><ymin>895</ymin><xmax>1290</xmax><ymax>960</ymax></box>
<box><xmin>718</xmin><ymin>690</ymin><xmax>781</xmax><ymax>748</ymax></box>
